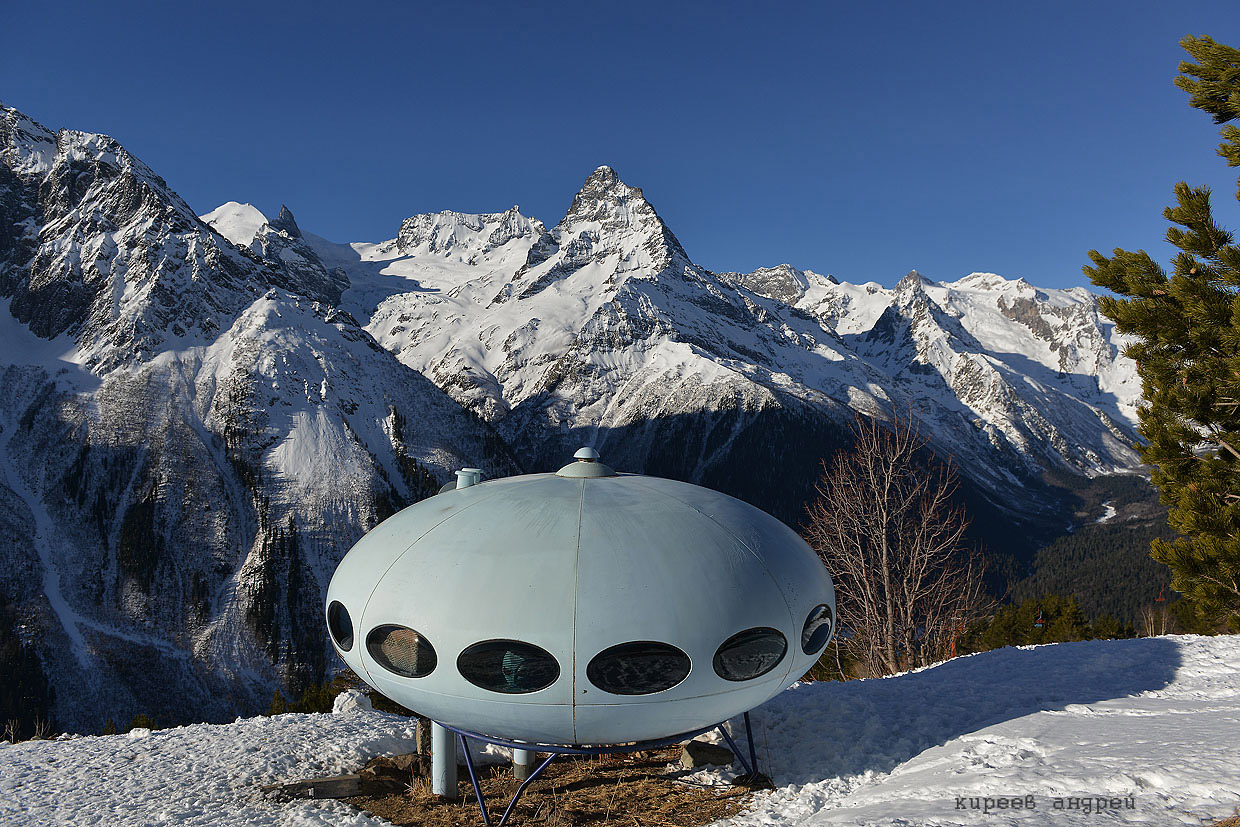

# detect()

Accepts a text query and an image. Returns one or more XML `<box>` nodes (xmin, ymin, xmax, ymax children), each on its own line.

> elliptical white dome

<box><xmin>325</xmin><ymin>452</ymin><xmax>835</xmax><ymax>745</ymax></box>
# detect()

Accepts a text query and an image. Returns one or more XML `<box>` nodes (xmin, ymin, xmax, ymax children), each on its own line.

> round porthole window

<box><xmin>366</xmin><ymin>625</ymin><xmax>437</xmax><ymax>678</ymax></box>
<box><xmin>457</xmin><ymin>640</ymin><xmax>560</xmax><ymax>694</ymax></box>
<box><xmin>713</xmin><ymin>627</ymin><xmax>787</xmax><ymax>682</ymax></box>
<box><xmin>801</xmin><ymin>604</ymin><xmax>834</xmax><ymax>655</ymax></box>
<box><xmin>587</xmin><ymin>641</ymin><xmax>691</xmax><ymax>695</ymax></box>
<box><xmin>327</xmin><ymin>601</ymin><xmax>353</xmax><ymax>652</ymax></box>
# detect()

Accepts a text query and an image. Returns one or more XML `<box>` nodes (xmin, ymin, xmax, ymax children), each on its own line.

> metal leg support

<box><xmin>433</xmin><ymin>722</ymin><xmax>458</xmax><ymax>799</ymax></box>
<box><xmin>717</xmin><ymin>724</ymin><xmax>754</xmax><ymax>777</ymax></box>
<box><xmin>497</xmin><ymin>752</ymin><xmax>558</xmax><ymax>826</ymax></box>
<box><xmin>457</xmin><ymin>734</ymin><xmax>559</xmax><ymax>827</ymax></box>
<box><xmin>458</xmin><ymin>733</ymin><xmax>491</xmax><ymax>827</ymax></box>
<box><xmin>743</xmin><ymin>711</ymin><xmax>759</xmax><ymax>776</ymax></box>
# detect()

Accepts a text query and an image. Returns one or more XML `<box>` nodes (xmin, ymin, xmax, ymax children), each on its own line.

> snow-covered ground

<box><xmin>3</xmin><ymin>635</ymin><xmax>1238</xmax><ymax>826</ymax></box>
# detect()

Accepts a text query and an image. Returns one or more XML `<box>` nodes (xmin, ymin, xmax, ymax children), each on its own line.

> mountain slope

<box><xmin>0</xmin><ymin>103</ymin><xmax>519</xmax><ymax>731</ymax></box>
<box><xmin>2</xmin><ymin>99</ymin><xmax>1150</xmax><ymax>731</ymax></box>
<box><xmin>309</xmin><ymin>167</ymin><xmax>1141</xmax><ymax>530</ymax></box>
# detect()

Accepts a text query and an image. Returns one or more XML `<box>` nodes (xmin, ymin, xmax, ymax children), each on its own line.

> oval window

<box><xmin>327</xmin><ymin>601</ymin><xmax>354</xmax><ymax>652</ymax></box>
<box><xmin>713</xmin><ymin>627</ymin><xmax>787</xmax><ymax>682</ymax></box>
<box><xmin>801</xmin><ymin>604</ymin><xmax>834</xmax><ymax>655</ymax></box>
<box><xmin>587</xmin><ymin>641</ymin><xmax>691</xmax><ymax>695</ymax></box>
<box><xmin>457</xmin><ymin>640</ymin><xmax>560</xmax><ymax>694</ymax></box>
<box><xmin>366</xmin><ymin>625</ymin><xmax>437</xmax><ymax>678</ymax></box>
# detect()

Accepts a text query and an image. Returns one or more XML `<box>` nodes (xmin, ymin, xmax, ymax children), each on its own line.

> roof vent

<box><xmin>557</xmin><ymin>447</ymin><xmax>616</xmax><ymax>478</ymax></box>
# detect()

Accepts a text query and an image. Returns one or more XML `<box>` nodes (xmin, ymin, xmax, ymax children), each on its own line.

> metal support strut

<box><xmin>457</xmin><ymin>731</ymin><xmax>558</xmax><ymax>827</ymax></box>
<box><xmin>715</xmin><ymin>711</ymin><xmax>760</xmax><ymax>779</ymax></box>
<box><xmin>440</xmin><ymin>715</ymin><xmax>758</xmax><ymax>827</ymax></box>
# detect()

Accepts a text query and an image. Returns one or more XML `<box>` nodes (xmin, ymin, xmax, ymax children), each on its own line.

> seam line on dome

<box><xmin>357</xmin><ymin>487</ymin><xmax>509</xmax><ymax>643</ymax></box>
<box><xmin>622</xmin><ymin>476</ymin><xmax>802</xmax><ymax>688</ymax></box>
<box><xmin>571</xmin><ymin>478</ymin><xmax>585</xmax><ymax>742</ymax></box>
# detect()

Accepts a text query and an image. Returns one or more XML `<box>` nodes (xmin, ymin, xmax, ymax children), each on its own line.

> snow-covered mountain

<box><xmin>2</xmin><ymin>100</ymin><xmax>1143</xmax><ymax>734</ymax></box>
<box><xmin>302</xmin><ymin>166</ymin><xmax>1140</xmax><ymax>529</ymax></box>
<box><xmin>0</xmin><ymin>104</ymin><xmax>518</xmax><ymax>731</ymax></box>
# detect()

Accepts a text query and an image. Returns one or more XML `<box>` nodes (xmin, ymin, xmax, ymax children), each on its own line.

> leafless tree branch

<box><xmin>803</xmin><ymin>408</ymin><xmax>989</xmax><ymax>676</ymax></box>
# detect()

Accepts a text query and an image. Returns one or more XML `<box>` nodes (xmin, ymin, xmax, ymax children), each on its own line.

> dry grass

<box><xmin>346</xmin><ymin>748</ymin><xmax>756</xmax><ymax>827</ymax></box>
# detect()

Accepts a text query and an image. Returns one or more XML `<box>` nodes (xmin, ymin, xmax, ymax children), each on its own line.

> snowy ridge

<box><xmin>313</xmin><ymin>167</ymin><xmax>1141</xmax><ymax>518</ymax></box>
<box><xmin>0</xmin><ymin>103</ymin><xmax>519</xmax><ymax>730</ymax></box>
<box><xmin>200</xmin><ymin>202</ymin><xmax>269</xmax><ymax>248</ymax></box>
<box><xmin>3</xmin><ymin>635</ymin><xmax>1238</xmax><ymax>826</ymax></box>
<box><xmin>1</xmin><ymin>104</ymin><xmax>272</xmax><ymax>372</ymax></box>
<box><xmin>2</xmin><ymin>99</ymin><xmax>1148</xmax><ymax>732</ymax></box>
<box><xmin>396</xmin><ymin>205</ymin><xmax>545</xmax><ymax>262</ymax></box>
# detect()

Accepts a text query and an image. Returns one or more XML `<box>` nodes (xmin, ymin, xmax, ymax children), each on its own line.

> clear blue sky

<box><xmin>4</xmin><ymin>1</ymin><xmax>1239</xmax><ymax>289</ymax></box>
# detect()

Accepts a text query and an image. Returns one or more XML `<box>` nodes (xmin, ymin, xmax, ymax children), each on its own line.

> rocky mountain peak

<box><xmin>895</xmin><ymin>269</ymin><xmax>936</xmax><ymax>292</ymax></box>
<box><xmin>1</xmin><ymin>104</ymin><xmax>265</xmax><ymax>358</ymax></box>
<box><xmin>555</xmin><ymin>166</ymin><xmax>690</xmax><ymax>272</ymax></box>
<box><xmin>1</xmin><ymin>103</ymin><xmax>57</xmax><ymax>175</ymax></box>
<box><xmin>396</xmin><ymin>206</ymin><xmax>541</xmax><ymax>258</ymax></box>
<box><xmin>721</xmin><ymin>264</ymin><xmax>813</xmax><ymax>304</ymax></box>
<box><xmin>563</xmin><ymin>165</ymin><xmax>653</xmax><ymax>226</ymax></box>
<box><xmin>590</xmin><ymin>164</ymin><xmax>619</xmax><ymax>184</ymax></box>
<box><xmin>269</xmin><ymin>205</ymin><xmax>302</xmax><ymax>238</ymax></box>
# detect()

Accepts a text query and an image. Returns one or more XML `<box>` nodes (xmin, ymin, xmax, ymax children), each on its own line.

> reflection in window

<box><xmin>367</xmin><ymin>625</ymin><xmax>437</xmax><ymax>678</ymax></box>
<box><xmin>587</xmin><ymin>641</ymin><xmax>691</xmax><ymax>695</ymax></box>
<box><xmin>327</xmin><ymin>601</ymin><xmax>354</xmax><ymax>652</ymax></box>
<box><xmin>713</xmin><ymin>628</ymin><xmax>787</xmax><ymax>681</ymax></box>
<box><xmin>457</xmin><ymin>640</ymin><xmax>560</xmax><ymax>694</ymax></box>
<box><xmin>801</xmin><ymin>604</ymin><xmax>834</xmax><ymax>655</ymax></box>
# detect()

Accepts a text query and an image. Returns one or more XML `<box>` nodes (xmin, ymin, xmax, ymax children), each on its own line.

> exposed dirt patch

<box><xmin>346</xmin><ymin>748</ymin><xmax>756</xmax><ymax>827</ymax></box>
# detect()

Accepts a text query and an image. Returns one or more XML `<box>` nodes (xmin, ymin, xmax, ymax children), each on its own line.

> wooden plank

<box><xmin>262</xmin><ymin>774</ymin><xmax>363</xmax><ymax>800</ymax></box>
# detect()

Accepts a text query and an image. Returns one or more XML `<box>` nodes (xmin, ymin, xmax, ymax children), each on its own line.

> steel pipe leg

<box><xmin>432</xmin><ymin>722</ymin><xmax>458</xmax><ymax>799</ymax></box>
<box><xmin>513</xmin><ymin>748</ymin><xmax>536</xmax><ymax>780</ymax></box>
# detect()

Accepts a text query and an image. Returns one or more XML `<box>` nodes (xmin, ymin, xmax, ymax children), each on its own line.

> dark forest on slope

<box><xmin>1010</xmin><ymin>473</ymin><xmax>1176</xmax><ymax>624</ymax></box>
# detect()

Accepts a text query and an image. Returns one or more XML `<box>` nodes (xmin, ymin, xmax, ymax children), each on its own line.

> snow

<box><xmin>726</xmin><ymin>635</ymin><xmax>1240</xmax><ymax>825</ymax></box>
<box><xmin>0</xmin><ymin>412</ymin><xmax>92</xmax><ymax>667</ymax></box>
<box><xmin>202</xmin><ymin>202</ymin><xmax>269</xmax><ymax>248</ymax></box>
<box><xmin>1</xmin><ymin>104</ymin><xmax>58</xmax><ymax>175</ymax></box>
<box><xmin>270</xmin><ymin>408</ymin><xmax>369</xmax><ymax>490</ymax></box>
<box><xmin>1097</xmin><ymin>501</ymin><xmax>1118</xmax><ymax>523</ymax></box>
<box><xmin>293</xmin><ymin>170</ymin><xmax>1143</xmax><ymax>493</ymax></box>
<box><xmin>0</xmin><ymin>298</ymin><xmax>95</xmax><ymax>391</ymax></box>
<box><xmin>4</xmin><ymin>635</ymin><xmax>1238</xmax><ymax>826</ymax></box>
<box><xmin>0</xmin><ymin>708</ymin><xmax>419</xmax><ymax>826</ymax></box>
<box><xmin>331</xmin><ymin>690</ymin><xmax>372</xmax><ymax>715</ymax></box>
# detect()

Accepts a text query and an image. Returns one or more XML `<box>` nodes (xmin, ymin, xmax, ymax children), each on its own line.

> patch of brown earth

<box><xmin>347</xmin><ymin>748</ymin><xmax>755</xmax><ymax>827</ymax></box>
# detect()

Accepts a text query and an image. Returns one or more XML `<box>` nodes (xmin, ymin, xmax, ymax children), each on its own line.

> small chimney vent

<box><xmin>557</xmin><ymin>447</ymin><xmax>616</xmax><ymax>478</ymax></box>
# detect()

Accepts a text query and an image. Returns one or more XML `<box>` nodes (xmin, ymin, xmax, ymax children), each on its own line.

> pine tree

<box><xmin>1085</xmin><ymin>36</ymin><xmax>1240</xmax><ymax>623</ymax></box>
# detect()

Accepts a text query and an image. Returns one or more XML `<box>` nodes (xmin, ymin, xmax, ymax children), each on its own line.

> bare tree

<box><xmin>1139</xmin><ymin>605</ymin><xmax>1173</xmax><ymax>638</ymax></box>
<box><xmin>803</xmin><ymin>411</ymin><xmax>987</xmax><ymax>677</ymax></box>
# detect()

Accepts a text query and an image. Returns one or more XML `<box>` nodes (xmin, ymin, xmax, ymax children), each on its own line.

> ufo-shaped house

<box><xmin>325</xmin><ymin>450</ymin><xmax>835</xmax><ymax>746</ymax></box>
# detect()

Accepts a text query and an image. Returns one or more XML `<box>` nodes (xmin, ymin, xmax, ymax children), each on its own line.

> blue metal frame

<box><xmin>436</xmin><ymin>716</ymin><xmax>760</xmax><ymax>826</ymax></box>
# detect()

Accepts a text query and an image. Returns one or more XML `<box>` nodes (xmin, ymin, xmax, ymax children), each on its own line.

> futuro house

<box><xmin>325</xmin><ymin>449</ymin><xmax>835</xmax><ymax>746</ymax></box>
